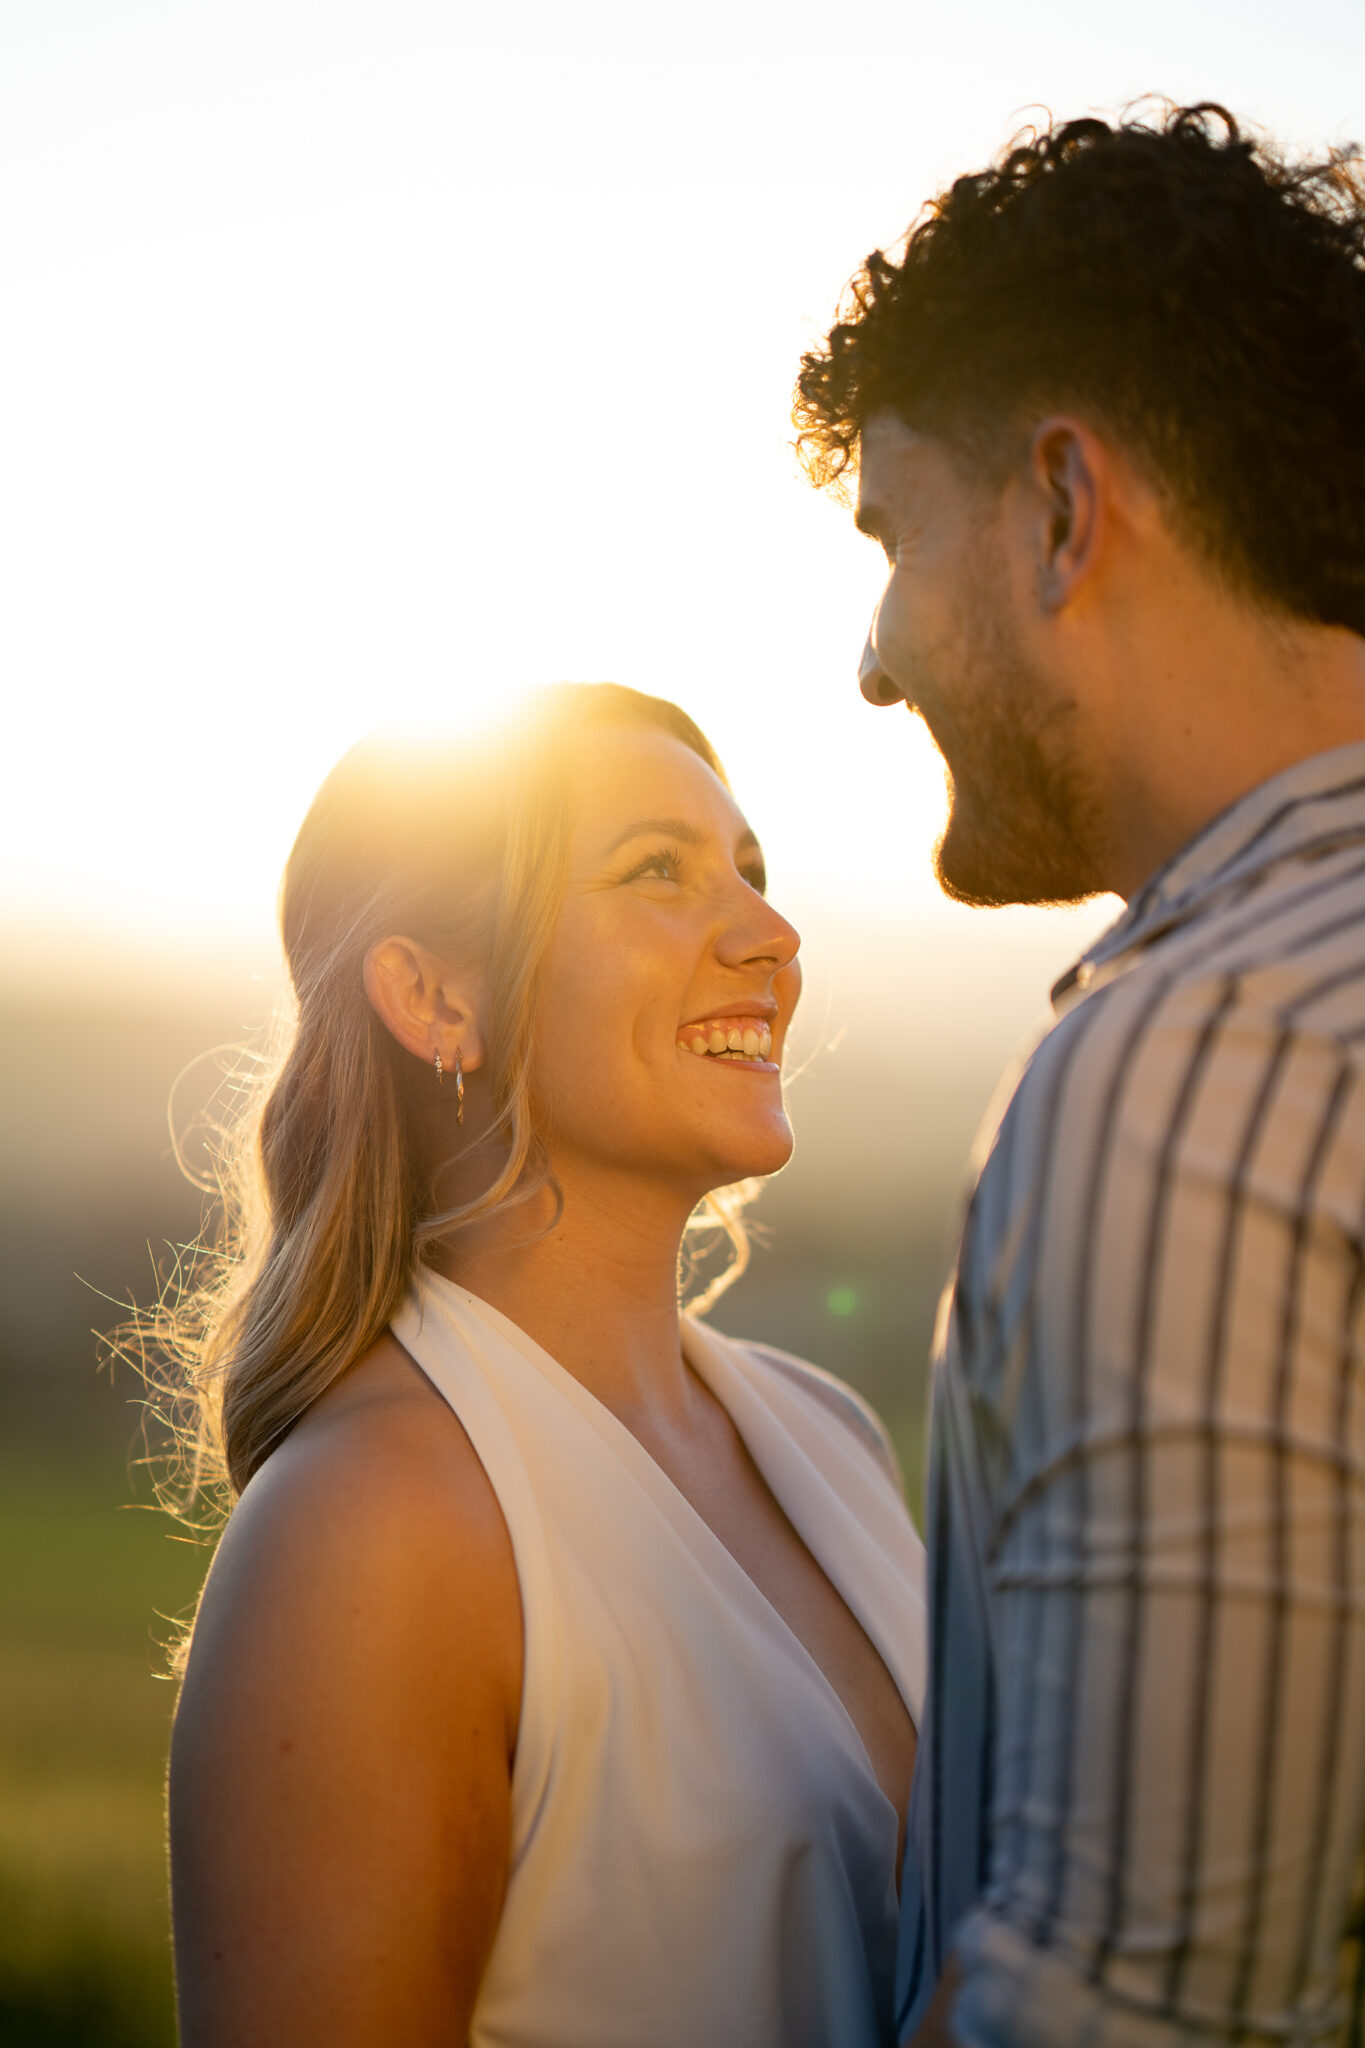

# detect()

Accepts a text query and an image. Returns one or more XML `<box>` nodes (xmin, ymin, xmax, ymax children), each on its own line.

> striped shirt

<box><xmin>896</xmin><ymin>742</ymin><xmax>1365</xmax><ymax>2048</ymax></box>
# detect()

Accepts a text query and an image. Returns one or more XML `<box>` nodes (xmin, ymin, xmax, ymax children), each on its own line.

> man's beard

<box><xmin>911</xmin><ymin>557</ymin><xmax>1107</xmax><ymax>909</ymax></box>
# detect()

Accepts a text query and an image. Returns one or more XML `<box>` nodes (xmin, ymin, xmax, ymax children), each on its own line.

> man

<box><xmin>795</xmin><ymin>104</ymin><xmax>1365</xmax><ymax>2045</ymax></box>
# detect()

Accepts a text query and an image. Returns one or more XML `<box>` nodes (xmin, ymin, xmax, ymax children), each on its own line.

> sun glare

<box><xmin>3</xmin><ymin>1</ymin><xmax>1360</xmax><ymax>1007</ymax></box>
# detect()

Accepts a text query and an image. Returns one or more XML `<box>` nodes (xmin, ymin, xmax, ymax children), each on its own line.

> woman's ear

<box><xmin>362</xmin><ymin>937</ymin><xmax>487</xmax><ymax>1073</ymax></box>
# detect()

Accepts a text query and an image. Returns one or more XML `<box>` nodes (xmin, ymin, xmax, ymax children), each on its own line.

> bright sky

<box><xmin>5</xmin><ymin>0</ymin><xmax>1364</xmax><ymax>1008</ymax></box>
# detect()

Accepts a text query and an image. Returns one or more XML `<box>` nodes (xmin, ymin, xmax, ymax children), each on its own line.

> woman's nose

<box><xmin>716</xmin><ymin>876</ymin><xmax>802</xmax><ymax>970</ymax></box>
<box><xmin>728</xmin><ymin>897</ymin><xmax>800</xmax><ymax>972</ymax></box>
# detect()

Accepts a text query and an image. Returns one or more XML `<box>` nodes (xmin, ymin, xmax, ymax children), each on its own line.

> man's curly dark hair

<box><xmin>794</xmin><ymin>103</ymin><xmax>1365</xmax><ymax>634</ymax></box>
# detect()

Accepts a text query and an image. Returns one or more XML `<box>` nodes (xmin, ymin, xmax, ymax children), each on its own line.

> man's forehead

<box><xmin>854</xmin><ymin>413</ymin><xmax>938</xmax><ymax>528</ymax></box>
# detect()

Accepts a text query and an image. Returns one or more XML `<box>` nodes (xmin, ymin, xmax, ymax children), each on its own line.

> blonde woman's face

<box><xmin>530</xmin><ymin>726</ymin><xmax>801</xmax><ymax>1199</ymax></box>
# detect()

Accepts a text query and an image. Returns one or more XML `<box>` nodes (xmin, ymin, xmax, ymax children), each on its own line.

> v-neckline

<box><xmin>679</xmin><ymin>1317</ymin><xmax>916</xmax><ymax>1837</ymax></box>
<box><xmin>426</xmin><ymin>1274</ymin><xmax>912</xmax><ymax>1816</ymax></box>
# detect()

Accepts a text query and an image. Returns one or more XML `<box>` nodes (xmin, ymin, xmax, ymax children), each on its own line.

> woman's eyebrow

<box><xmin>604</xmin><ymin>815</ymin><xmax>764</xmax><ymax>860</ymax></box>
<box><xmin>604</xmin><ymin>815</ymin><xmax>708</xmax><ymax>855</ymax></box>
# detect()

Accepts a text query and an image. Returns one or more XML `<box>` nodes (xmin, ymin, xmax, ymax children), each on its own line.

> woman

<box><xmin>168</xmin><ymin>683</ymin><xmax>926</xmax><ymax>2048</ymax></box>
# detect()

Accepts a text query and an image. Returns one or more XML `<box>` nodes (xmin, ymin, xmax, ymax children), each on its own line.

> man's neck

<box><xmin>1098</xmin><ymin>609</ymin><xmax>1365</xmax><ymax>900</ymax></box>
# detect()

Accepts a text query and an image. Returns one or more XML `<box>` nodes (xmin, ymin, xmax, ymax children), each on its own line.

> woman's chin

<box><xmin>702</xmin><ymin>1121</ymin><xmax>795</xmax><ymax>1186</ymax></box>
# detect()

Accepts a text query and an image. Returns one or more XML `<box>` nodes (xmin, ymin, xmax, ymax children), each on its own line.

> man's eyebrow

<box><xmin>605</xmin><ymin>815</ymin><xmax>762</xmax><ymax>859</ymax></box>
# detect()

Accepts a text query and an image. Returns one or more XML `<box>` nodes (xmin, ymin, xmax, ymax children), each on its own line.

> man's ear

<box><xmin>1027</xmin><ymin>416</ymin><xmax>1106</xmax><ymax>610</ymax></box>
<box><xmin>362</xmin><ymin>936</ymin><xmax>486</xmax><ymax>1073</ymax></box>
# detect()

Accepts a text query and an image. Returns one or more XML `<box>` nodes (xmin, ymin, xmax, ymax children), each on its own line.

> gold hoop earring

<box><xmin>434</xmin><ymin>1049</ymin><xmax>443</xmax><ymax>1085</ymax></box>
<box><xmin>454</xmin><ymin>1045</ymin><xmax>465</xmax><ymax>1125</ymax></box>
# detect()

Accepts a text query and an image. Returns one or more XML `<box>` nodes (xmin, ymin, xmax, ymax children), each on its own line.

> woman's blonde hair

<box><xmin>146</xmin><ymin>683</ymin><xmax>758</xmax><ymax>1515</ymax></box>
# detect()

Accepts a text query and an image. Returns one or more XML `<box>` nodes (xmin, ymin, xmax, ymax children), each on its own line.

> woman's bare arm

<box><xmin>170</xmin><ymin>1349</ymin><xmax>523</xmax><ymax>2048</ymax></box>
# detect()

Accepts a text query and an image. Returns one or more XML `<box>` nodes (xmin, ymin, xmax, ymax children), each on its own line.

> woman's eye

<box><xmin>624</xmin><ymin>846</ymin><xmax>683</xmax><ymax>884</ymax></box>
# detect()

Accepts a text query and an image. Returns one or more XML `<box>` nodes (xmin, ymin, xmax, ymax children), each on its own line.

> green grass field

<box><xmin>0</xmin><ymin>1448</ymin><xmax>211</xmax><ymax>2046</ymax></box>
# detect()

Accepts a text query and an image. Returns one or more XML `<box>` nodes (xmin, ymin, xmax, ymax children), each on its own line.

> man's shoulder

<box><xmin>1104</xmin><ymin>835</ymin><xmax>1365</xmax><ymax>1026</ymax></box>
<box><xmin>980</xmin><ymin>929</ymin><xmax>1365</xmax><ymax>1235</ymax></box>
<box><xmin>1022</xmin><ymin>868</ymin><xmax>1365</xmax><ymax>1107</ymax></box>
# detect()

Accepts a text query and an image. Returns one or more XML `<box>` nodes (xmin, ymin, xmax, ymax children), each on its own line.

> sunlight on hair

<box><xmin>377</xmin><ymin>678</ymin><xmax>543</xmax><ymax>749</ymax></box>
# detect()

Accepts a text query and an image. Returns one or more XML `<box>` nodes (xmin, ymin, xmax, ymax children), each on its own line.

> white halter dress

<box><xmin>390</xmin><ymin>1271</ymin><xmax>927</xmax><ymax>2048</ymax></box>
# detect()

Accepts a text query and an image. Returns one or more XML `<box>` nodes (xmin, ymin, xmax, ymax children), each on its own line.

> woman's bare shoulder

<box><xmin>170</xmin><ymin>1333</ymin><xmax>521</xmax><ymax>2045</ymax></box>
<box><xmin>182</xmin><ymin>1330</ymin><xmax>522</xmax><ymax>1745</ymax></box>
<box><xmin>254</xmin><ymin>1327</ymin><xmax>507</xmax><ymax>1541</ymax></box>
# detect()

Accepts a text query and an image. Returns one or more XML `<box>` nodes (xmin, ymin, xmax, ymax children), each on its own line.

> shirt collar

<box><xmin>1053</xmin><ymin>739</ymin><xmax>1365</xmax><ymax>1008</ymax></box>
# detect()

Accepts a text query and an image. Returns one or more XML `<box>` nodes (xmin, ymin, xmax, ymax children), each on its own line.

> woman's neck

<box><xmin>432</xmin><ymin>1163</ymin><xmax>703</xmax><ymax>1433</ymax></box>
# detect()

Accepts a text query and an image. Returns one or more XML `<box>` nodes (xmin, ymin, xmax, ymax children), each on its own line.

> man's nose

<box><xmin>858</xmin><ymin>620</ymin><xmax>904</xmax><ymax>706</ymax></box>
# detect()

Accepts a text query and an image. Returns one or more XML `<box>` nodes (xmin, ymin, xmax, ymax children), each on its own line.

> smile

<box><xmin>677</xmin><ymin>1017</ymin><xmax>774</xmax><ymax>1063</ymax></box>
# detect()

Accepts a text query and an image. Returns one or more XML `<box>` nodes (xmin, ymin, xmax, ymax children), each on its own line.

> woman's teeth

<box><xmin>678</xmin><ymin>1020</ymin><xmax>774</xmax><ymax>1061</ymax></box>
